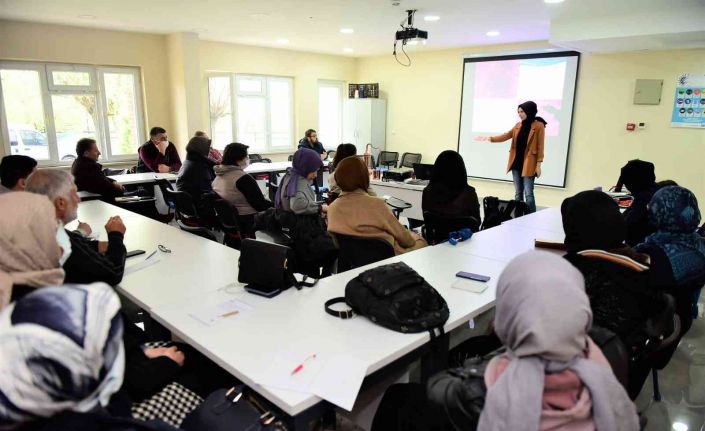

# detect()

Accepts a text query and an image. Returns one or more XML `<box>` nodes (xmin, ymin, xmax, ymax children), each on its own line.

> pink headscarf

<box><xmin>0</xmin><ymin>192</ymin><xmax>64</xmax><ymax>309</ymax></box>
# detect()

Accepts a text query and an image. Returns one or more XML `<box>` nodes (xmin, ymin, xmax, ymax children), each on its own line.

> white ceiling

<box><xmin>0</xmin><ymin>0</ymin><xmax>703</xmax><ymax>56</ymax></box>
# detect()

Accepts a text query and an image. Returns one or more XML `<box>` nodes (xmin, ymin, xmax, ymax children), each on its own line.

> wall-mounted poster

<box><xmin>671</xmin><ymin>73</ymin><xmax>705</xmax><ymax>128</ymax></box>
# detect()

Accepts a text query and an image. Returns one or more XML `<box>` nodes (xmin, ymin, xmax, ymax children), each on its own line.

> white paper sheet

<box><xmin>255</xmin><ymin>352</ymin><xmax>368</xmax><ymax>411</ymax></box>
<box><xmin>123</xmin><ymin>258</ymin><xmax>161</xmax><ymax>276</ymax></box>
<box><xmin>188</xmin><ymin>299</ymin><xmax>253</xmax><ymax>326</ymax></box>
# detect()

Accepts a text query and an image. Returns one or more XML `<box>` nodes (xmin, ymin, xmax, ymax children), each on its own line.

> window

<box><xmin>318</xmin><ymin>81</ymin><xmax>344</xmax><ymax>149</ymax></box>
<box><xmin>0</xmin><ymin>61</ymin><xmax>145</xmax><ymax>165</ymax></box>
<box><xmin>207</xmin><ymin>74</ymin><xmax>294</xmax><ymax>153</ymax></box>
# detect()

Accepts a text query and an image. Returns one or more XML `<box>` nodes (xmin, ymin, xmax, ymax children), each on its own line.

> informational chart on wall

<box><xmin>671</xmin><ymin>73</ymin><xmax>705</xmax><ymax>128</ymax></box>
<box><xmin>458</xmin><ymin>51</ymin><xmax>580</xmax><ymax>188</ymax></box>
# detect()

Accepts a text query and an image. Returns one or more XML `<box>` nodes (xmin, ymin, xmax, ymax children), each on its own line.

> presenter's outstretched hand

<box><xmin>474</xmin><ymin>136</ymin><xmax>489</xmax><ymax>142</ymax></box>
<box><xmin>536</xmin><ymin>164</ymin><xmax>542</xmax><ymax>178</ymax></box>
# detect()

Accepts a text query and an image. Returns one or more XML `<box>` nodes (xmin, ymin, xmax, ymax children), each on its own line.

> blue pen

<box><xmin>145</xmin><ymin>249</ymin><xmax>158</xmax><ymax>261</ymax></box>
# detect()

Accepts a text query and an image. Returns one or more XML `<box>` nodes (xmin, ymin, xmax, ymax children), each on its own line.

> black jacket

<box><xmin>71</xmin><ymin>156</ymin><xmax>122</xmax><ymax>198</ymax></box>
<box><xmin>624</xmin><ymin>186</ymin><xmax>658</xmax><ymax>246</ymax></box>
<box><xmin>298</xmin><ymin>138</ymin><xmax>326</xmax><ymax>155</ymax></box>
<box><xmin>176</xmin><ymin>152</ymin><xmax>215</xmax><ymax>203</ymax></box>
<box><xmin>564</xmin><ymin>252</ymin><xmax>672</xmax><ymax>349</ymax></box>
<box><xmin>63</xmin><ymin>230</ymin><xmax>126</xmax><ymax>286</ymax></box>
<box><xmin>422</xmin><ymin>185</ymin><xmax>481</xmax><ymax>224</ymax></box>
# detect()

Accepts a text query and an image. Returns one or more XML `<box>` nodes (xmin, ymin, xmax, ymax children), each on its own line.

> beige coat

<box><xmin>490</xmin><ymin>120</ymin><xmax>545</xmax><ymax>177</ymax></box>
<box><xmin>327</xmin><ymin>190</ymin><xmax>427</xmax><ymax>255</ymax></box>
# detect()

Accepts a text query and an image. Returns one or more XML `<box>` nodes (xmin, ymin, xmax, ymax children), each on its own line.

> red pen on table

<box><xmin>291</xmin><ymin>354</ymin><xmax>317</xmax><ymax>375</ymax></box>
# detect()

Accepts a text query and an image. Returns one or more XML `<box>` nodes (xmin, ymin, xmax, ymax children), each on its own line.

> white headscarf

<box><xmin>0</xmin><ymin>283</ymin><xmax>124</xmax><ymax>425</ymax></box>
<box><xmin>477</xmin><ymin>251</ymin><xmax>639</xmax><ymax>431</ymax></box>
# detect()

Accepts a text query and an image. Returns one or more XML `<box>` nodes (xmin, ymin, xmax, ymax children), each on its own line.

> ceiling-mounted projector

<box><xmin>395</xmin><ymin>10</ymin><xmax>428</xmax><ymax>44</ymax></box>
<box><xmin>393</xmin><ymin>9</ymin><xmax>428</xmax><ymax>66</ymax></box>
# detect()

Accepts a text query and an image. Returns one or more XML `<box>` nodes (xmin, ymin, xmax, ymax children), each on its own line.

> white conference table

<box><xmin>71</xmin><ymin>200</ymin><xmax>240</xmax><ymax>311</ymax></box>
<box><xmin>501</xmin><ymin>207</ymin><xmax>563</xmax><ymax>233</ymax></box>
<box><xmin>369</xmin><ymin>179</ymin><xmax>426</xmax><ymax>220</ymax></box>
<box><xmin>152</xmin><ymin>245</ymin><xmax>503</xmax><ymax>419</ymax></box>
<box><xmin>108</xmin><ymin>172</ymin><xmax>177</xmax><ymax>185</ymax></box>
<box><xmin>106</xmin><ymin>162</ymin><xmax>292</xmax><ymax>186</ymax></box>
<box><xmin>247</xmin><ymin>161</ymin><xmax>291</xmax><ymax>175</ymax></box>
<box><xmin>73</xmin><ymin>200</ymin><xmax>567</xmax><ymax>427</ymax></box>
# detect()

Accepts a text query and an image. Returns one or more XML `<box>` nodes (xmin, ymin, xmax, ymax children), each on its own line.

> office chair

<box><xmin>164</xmin><ymin>188</ymin><xmax>217</xmax><ymax>241</ymax></box>
<box><xmin>332</xmin><ymin>233</ymin><xmax>395</xmax><ymax>272</ymax></box>
<box><xmin>422</xmin><ymin>211</ymin><xmax>480</xmax><ymax>245</ymax></box>
<box><xmin>378</xmin><ymin>151</ymin><xmax>399</xmax><ymax>169</ymax></box>
<box><xmin>212</xmin><ymin>199</ymin><xmax>243</xmax><ymax>248</ymax></box>
<box><xmin>399</xmin><ymin>152</ymin><xmax>422</xmax><ymax>169</ymax></box>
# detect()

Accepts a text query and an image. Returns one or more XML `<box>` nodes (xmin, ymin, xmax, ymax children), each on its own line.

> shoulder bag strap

<box><xmin>325</xmin><ymin>297</ymin><xmax>354</xmax><ymax>319</ymax></box>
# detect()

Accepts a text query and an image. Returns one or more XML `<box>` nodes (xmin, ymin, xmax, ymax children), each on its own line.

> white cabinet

<box><xmin>343</xmin><ymin>99</ymin><xmax>386</xmax><ymax>157</ymax></box>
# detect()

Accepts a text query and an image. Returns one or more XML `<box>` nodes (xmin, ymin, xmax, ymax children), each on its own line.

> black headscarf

<box><xmin>618</xmin><ymin>160</ymin><xmax>656</xmax><ymax>194</ymax></box>
<box><xmin>518</xmin><ymin>101</ymin><xmax>548</xmax><ymax>128</ymax></box>
<box><xmin>427</xmin><ymin>150</ymin><xmax>469</xmax><ymax>203</ymax></box>
<box><xmin>561</xmin><ymin>190</ymin><xmax>626</xmax><ymax>253</ymax></box>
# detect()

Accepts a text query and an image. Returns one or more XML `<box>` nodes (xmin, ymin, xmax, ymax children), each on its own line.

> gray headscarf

<box><xmin>477</xmin><ymin>251</ymin><xmax>639</xmax><ymax>431</ymax></box>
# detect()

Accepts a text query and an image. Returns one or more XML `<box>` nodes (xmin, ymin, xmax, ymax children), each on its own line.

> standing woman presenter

<box><xmin>476</xmin><ymin>101</ymin><xmax>546</xmax><ymax>213</ymax></box>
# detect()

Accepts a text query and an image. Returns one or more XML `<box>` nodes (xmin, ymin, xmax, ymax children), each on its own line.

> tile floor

<box><xmin>638</xmin><ymin>303</ymin><xmax>705</xmax><ymax>431</ymax></box>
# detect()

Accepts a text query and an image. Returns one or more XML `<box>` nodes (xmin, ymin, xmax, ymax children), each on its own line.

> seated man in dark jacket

<box><xmin>137</xmin><ymin>126</ymin><xmax>182</xmax><ymax>173</ymax></box>
<box><xmin>26</xmin><ymin>169</ymin><xmax>127</xmax><ymax>286</ymax></box>
<box><xmin>176</xmin><ymin>136</ymin><xmax>217</xmax><ymax>219</ymax></box>
<box><xmin>71</xmin><ymin>138</ymin><xmax>125</xmax><ymax>199</ymax></box>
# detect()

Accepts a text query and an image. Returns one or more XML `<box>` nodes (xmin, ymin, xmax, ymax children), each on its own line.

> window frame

<box><xmin>317</xmin><ymin>79</ymin><xmax>345</xmax><ymax>150</ymax></box>
<box><xmin>0</xmin><ymin>60</ymin><xmax>145</xmax><ymax>166</ymax></box>
<box><xmin>208</xmin><ymin>73</ymin><xmax>295</xmax><ymax>154</ymax></box>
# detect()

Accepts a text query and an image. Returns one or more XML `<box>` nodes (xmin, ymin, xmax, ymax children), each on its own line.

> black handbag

<box><xmin>238</xmin><ymin>239</ymin><xmax>316</xmax><ymax>295</ymax></box>
<box><xmin>181</xmin><ymin>386</ymin><xmax>287</xmax><ymax>431</ymax></box>
<box><xmin>324</xmin><ymin>262</ymin><xmax>449</xmax><ymax>335</ymax></box>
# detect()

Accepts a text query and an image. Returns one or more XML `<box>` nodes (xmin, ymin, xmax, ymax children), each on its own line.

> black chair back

<box><xmin>422</xmin><ymin>211</ymin><xmax>480</xmax><ymax>245</ymax></box>
<box><xmin>212</xmin><ymin>199</ymin><xmax>240</xmax><ymax>231</ymax></box>
<box><xmin>175</xmin><ymin>219</ymin><xmax>217</xmax><ymax>242</ymax></box>
<box><xmin>378</xmin><ymin>151</ymin><xmax>399</xmax><ymax>168</ymax></box>
<box><xmin>164</xmin><ymin>188</ymin><xmax>199</xmax><ymax>223</ymax></box>
<box><xmin>400</xmin><ymin>152</ymin><xmax>422</xmax><ymax>168</ymax></box>
<box><xmin>333</xmin><ymin>233</ymin><xmax>395</xmax><ymax>272</ymax></box>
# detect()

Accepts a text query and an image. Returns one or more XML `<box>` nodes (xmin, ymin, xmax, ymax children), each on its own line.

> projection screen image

<box><xmin>457</xmin><ymin>52</ymin><xmax>580</xmax><ymax>187</ymax></box>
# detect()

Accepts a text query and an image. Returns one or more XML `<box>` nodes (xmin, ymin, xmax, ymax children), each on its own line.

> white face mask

<box><xmin>56</xmin><ymin>224</ymin><xmax>72</xmax><ymax>266</ymax></box>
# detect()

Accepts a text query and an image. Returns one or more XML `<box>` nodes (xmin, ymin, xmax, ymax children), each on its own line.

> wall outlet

<box><xmin>638</xmin><ymin>122</ymin><xmax>646</xmax><ymax>129</ymax></box>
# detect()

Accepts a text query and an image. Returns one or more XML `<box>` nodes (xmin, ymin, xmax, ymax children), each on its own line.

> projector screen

<box><xmin>457</xmin><ymin>51</ymin><xmax>580</xmax><ymax>187</ymax></box>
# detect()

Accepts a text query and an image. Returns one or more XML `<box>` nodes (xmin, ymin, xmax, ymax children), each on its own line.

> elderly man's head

<box><xmin>25</xmin><ymin>169</ymin><xmax>80</xmax><ymax>225</ymax></box>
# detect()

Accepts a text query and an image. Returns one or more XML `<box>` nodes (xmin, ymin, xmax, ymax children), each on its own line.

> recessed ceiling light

<box><xmin>545</xmin><ymin>48</ymin><xmax>556</xmax><ymax>52</ymax></box>
<box><xmin>486</xmin><ymin>30</ymin><xmax>500</xmax><ymax>37</ymax></box>
<box><xmin>78</xmin><ymin>14</ymin><xmax>96</xmax><ymax>19</ymax></box>
<box><xmin>673</xmin><ymin>422</ymin><xmax>688</xmax><ymax>431</ymax></box>
<box><xmin>544</xmin><ymin>0</ymin><xmax>565</xmax><ymax>3</ymax></box>
<box><xmin>340</xmin><ymin>28</ymin><xmax>354</xmax><ymax>34</ymax></box>
<box><xmin>276</xmin><ymin>38</ymin><xmax>289</xmax><ymax>44</ymax></box>
<box><xmin>424</xmin><ymin>15</ymin><xmax>440</xmax><ymax>22</ymax></box>
<box><xmin>343</xmin><ymin>48</ymin><xmax>354</xmax><ymax>53</ymax></box>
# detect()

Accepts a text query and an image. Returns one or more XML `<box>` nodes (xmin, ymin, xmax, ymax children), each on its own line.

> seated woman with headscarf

<box><xmin>422</xmin><ymin>151</ymin><xmax>480</xmax><ymax>221</ymax></box>
<box><xmin>271</xmin><ymin>148</ymin><xmax>337</xmax><ymax>277</ymax></box>
<box><xmin>635</xmin><ymin>186</ymin><xmax>705</xmax><ymax>336</ymax></box>
<box><xmin>0</xmin><ymin>282</ymin><xmax>178</xmax><ymax>430</ymax></box>
<box><xmin>0</xmin><ymin>192</ymin><xmax>227</xmax><ymax>423</ymax></box>
<box><xmin>277</xmin><ymin>148</ymin><xmax>325</xmax><ymax>215</ymax></box>
<box><xmin>562</xmin><ymin>190</ymin><xmax>675</xmax><ymax>397</ymax></box>
<box><xmin>176</xmin><ymin>136</ymin><xmax>217</xmax><ymax>219</ymax></box>
<box><xmin>327</xmin><ymin>143</ymin><xmax>377</xmax><ymax>198</ymax></box>
<box><xmin>619</xmin><ymin>159</ymin><xmax>659</xmax><ymax>246</ymax></box>
<box><xmin>372</xmin><ymin>252</ymin><xmax>639</xmax><ymax>431</ymax></box>
<box><xmin>327</xmin><ymin>157</ymin><xmax>427</xmax><ymax>255</ymax></box>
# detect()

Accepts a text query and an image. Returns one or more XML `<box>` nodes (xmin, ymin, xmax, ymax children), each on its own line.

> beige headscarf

<box><xmin>0</xmin><ymin>192</ymin><xmax>64</xmax><ymax>309</ymax></box>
